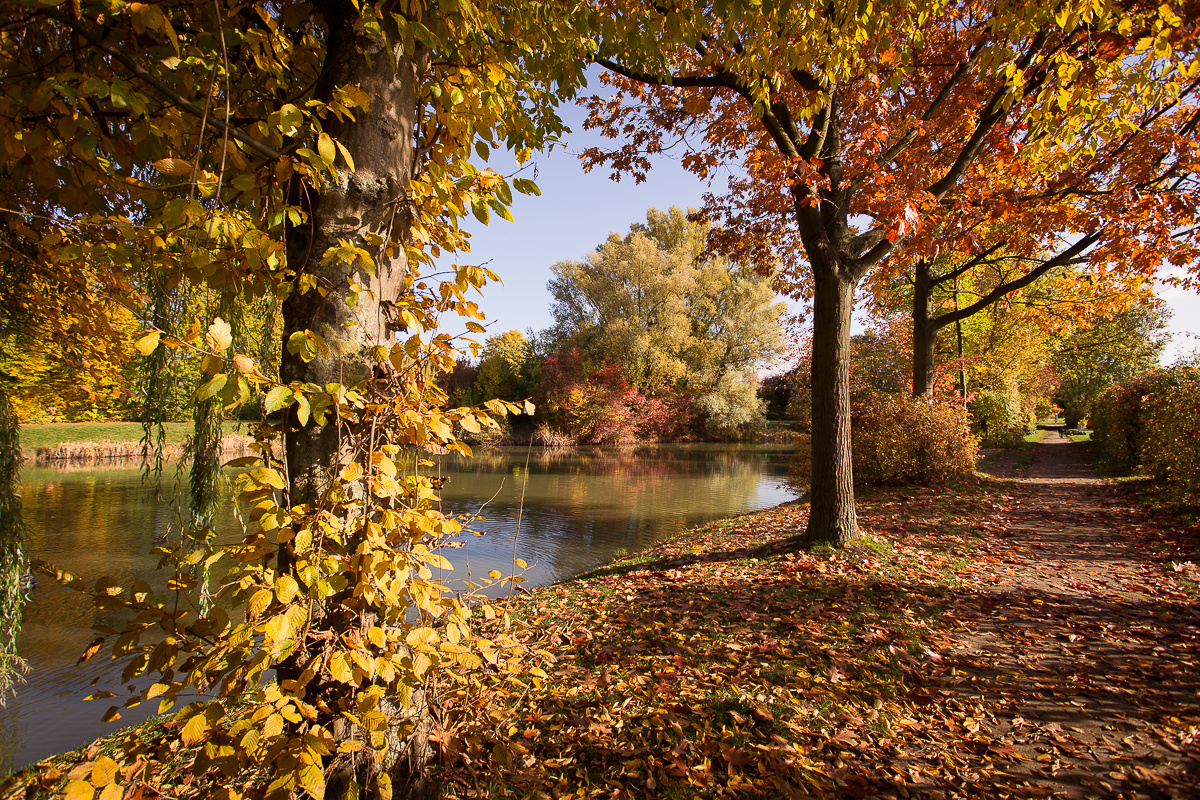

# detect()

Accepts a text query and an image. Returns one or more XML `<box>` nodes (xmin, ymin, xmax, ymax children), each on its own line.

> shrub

<box><xmin>1094</xmin><ymin>366</ymin><xmax>1200</xmax><ymax>499</ymax></box>
<box><xmin>968</xmin><ymin>387</ymin><xmax>1031</xmax><ymax>447</ymax></box>
<box><xmin>853</xmin><ymin>394</ymin><xmax>978</xmax><ymax>485</ymax></box>
<box><xmin>1143</xmin><ymin>369</ymin><xmax>1200</xmax><ymax>496</ymax></box>
<box><xmin>537</xmin><ymin>349</ymin><xmax>692</xmax><ymax>443</ymax></box>
<box><xmin>790</xmin><ymin>393</ymin><xmax>977</xmax><ymax>488</ymax></box>
<box><xmin>1091</xmin><ymin>372</ymin><xmax>1159</xmax><ymax>470</ymax></box>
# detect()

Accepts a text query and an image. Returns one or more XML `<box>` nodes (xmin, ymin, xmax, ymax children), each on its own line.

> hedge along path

<box><xmin>958</xmin><ymin>436</ymin><xmax>1200</xmax><ymax>797</ymax></box>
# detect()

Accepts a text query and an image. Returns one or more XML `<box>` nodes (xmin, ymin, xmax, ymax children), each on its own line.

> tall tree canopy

<box><xmin>584</xmin><ymin>0</ymin><xmax>1200</xmax><ymax>546</ymax></box>
<box><xmin>546</xmin><ymin>206</ymin><xmax>784</xmax><ymax>418</ymax></box>
<box><xmin>1</xmin><ymin>0</ymin><xmax>588</xmax><ymax>796</ymax></box>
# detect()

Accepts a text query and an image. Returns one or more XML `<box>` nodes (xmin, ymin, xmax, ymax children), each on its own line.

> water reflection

<box><xmin>4</xmin><ymin>444</ymin><xmax>798</xmax><ymax>773</ymax></box>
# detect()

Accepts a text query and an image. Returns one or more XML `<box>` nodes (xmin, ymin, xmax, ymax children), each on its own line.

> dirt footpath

<box><xmin>960</xmin><ymin>437</ymin><xmax>1200</xmax><ymax>798</ymax></box>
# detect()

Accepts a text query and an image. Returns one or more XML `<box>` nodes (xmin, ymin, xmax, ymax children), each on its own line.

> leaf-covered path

<box><xmin>953</xmin><ymin>437</ymin><xmax>1200</xmax><ymax>797</ymax></box>
<box><xmin>439</xmin><ymin>438</ymin><xmax>1198</xmax><ymax>800</ymax></box>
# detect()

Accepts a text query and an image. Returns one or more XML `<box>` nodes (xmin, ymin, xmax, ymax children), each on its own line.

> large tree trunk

<box><xmin>799</xmin><ymin>263</ymin><xmax>859</xmax><ymax>547</ymax></box>
<box><xmin>281</xmin><ymin>2</ymin><xmax>421</xmax><ymax>504</ymax></box>
<box><xmin>912</xmin><ymin>259</ymin><xmax>936</xmax><ymax>398</ymax></box>
<box><xmin>279</xmin><ymin>4</ymin><xmax>434</xmax><ymax>798</ymax></box>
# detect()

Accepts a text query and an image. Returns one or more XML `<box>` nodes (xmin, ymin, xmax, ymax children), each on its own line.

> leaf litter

<box><xmin>5</xmin><ymin>444</ymin><xmax>1197</xmax><ymax>799</ymax></box>
<box><xmin>436</xmin><ymin>446</ymin><xmax>1198</xmax><ymax>799</ymax></box>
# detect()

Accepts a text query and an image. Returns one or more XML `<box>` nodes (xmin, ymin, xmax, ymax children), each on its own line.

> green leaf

<box><xmin>197</xmin><ymin>374</ymin><xmax>228</xmax><ymax>401</ymax></box>
<box><xmin>263</xmin><ymin>386</ymin><xmax>294</xmax><ymax>414</ymax></box>
<box><xmin>513</xmin><ymin>177</ymin><xmax>541</xmax><ymax>196</ymax></box>
<box><xmin>472</xmin><ymin>199</ymin><xmax>490</xmax><ymax>225</ymax></box>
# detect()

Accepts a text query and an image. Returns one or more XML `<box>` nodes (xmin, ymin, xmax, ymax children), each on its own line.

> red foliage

<box><xmin>537</xmin><ymin>349</ymin><xmax>693</xmax><ymax>443</ymax></box>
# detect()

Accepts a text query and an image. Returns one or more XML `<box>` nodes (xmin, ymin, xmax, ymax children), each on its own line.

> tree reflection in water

<box><xmin>4</xmin><ymin>444</ymin><xmax>798</xmax><ymax>773</ymax></box>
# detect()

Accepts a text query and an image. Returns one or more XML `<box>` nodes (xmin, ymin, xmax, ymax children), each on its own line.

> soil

<box><xmin>959</xmin><ymin>435</ymin><xmax>1200</xmax><ymax>797</ymax></box>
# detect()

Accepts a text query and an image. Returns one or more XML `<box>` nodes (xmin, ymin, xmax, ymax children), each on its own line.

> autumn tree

<box><xmin>1052</xmin><ymin>304</ymin><xmax>1169</xmax><ymax>428</ymax></box>
<box><xmin>463</xmin><ymin>329</ymin><xmax>538</xmax><ymax>406</ymax></box>
<box><xmin>584</xmin><ymin>0</ymin><xmax>1199</xmax><ymax>546</ymax></box>
<box><xmin>1</xmin><ymin>0</ymin><xmax>588</xmax><ymax>797</ymax></box>
<box><xmin>546</xmin><ymin>206</ymin><xmax>784</xmax><ymax>427</ymax></box>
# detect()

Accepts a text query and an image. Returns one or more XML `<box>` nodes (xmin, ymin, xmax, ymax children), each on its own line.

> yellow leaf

<box><xmin>181</xmin><ymin>712</ymin><xmax>209</xmax><ymax>744</ymax></box>
<box><xmin>250</xmin><ymin>467</ymin><xmax>285</xmax><ymax>489</ymax></box>
<box><xmin>299</xmin><ymin>764</ymin><xmax>325</xmax><ymax>800</ymax></box>
<box><xmin>247</xmin><ymin>588</ymin><xmax>272</xmax><ymax>620</ymax></box>
<box><xmin>371</xmin><ymin>452</ymin><xmax>396</xmax><ymax>476</ymax></box>
<box><xmin>205</xmin><ymin>317</ymin><xmax>233</xmax><ymax>353</ymax></box>
<box><xmin>368</xmin><ymin>626</ymin><xmax>385</xmax><ymax>648</ymax></box>
<box><xmin>405</xmin><ymin>626</ymin><xmax>439</xmax><ymax>646</ymax></box>
<box><xmin>317</xmin><ymin>132</ymin><xmax>336</xmax><ymax>165</ymax></box>
<box><xmin>90</xmin><ymin>755</ymin><xmax>118</xmax><ymax>787</ymax></box>
<box><xmin>64</xmin><ymin>780</ymin><xmax>94</xmax><ymax>800</ymax></box>
<box><xmin>275</xmin><ymin>574</ymin><xmax>299</xmax><ymax>604</ymax></box>
<box><xmin>134</xmin><ymin>331</ymin><xmax>160</xmax><ymax>356</ymax></box>
<box><xmin>263</xmin><ymin>712</ymin><xmax>284</xmax><ymax>739</ymax></box>
<box><xmin>329</xmin><ymin>652</ymin><xmax>354</xmax><ymax>684</ymax></box>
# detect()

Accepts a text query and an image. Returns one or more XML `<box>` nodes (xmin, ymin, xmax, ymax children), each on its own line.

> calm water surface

<box><xmin>3</xmin><ymin>444</ymin><xmax>798</xmax><ymax>773</ymax></box>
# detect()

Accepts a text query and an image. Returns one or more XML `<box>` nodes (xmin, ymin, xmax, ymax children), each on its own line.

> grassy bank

<box><xmin>18</xmin><ymin>422</ymin><xmax>194</xmax><ymax>451</ymax></box>
<box><xmin>16</xmin><ymin>422</ymin><xmax>264</xmax><ymax>463</ymax></box>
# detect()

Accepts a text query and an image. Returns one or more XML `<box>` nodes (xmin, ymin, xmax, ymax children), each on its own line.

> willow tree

<box><xmin>1</xmin><ymin>0</ymin><xmax>586</xmax><ymax>797</ymax></box>
<box><xmin>584</xmin><ymin>0</ymin><xmax>1199</xmax><ymax>546</ymax></box>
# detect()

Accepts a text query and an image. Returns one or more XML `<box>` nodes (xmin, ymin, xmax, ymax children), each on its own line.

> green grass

<box><xmin>18</xmin><ymin>422</ymin><xmax>194</xmax><ymax>451</ymax></box>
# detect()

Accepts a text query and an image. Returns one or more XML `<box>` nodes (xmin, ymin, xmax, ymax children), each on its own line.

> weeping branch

<box><xmin>0</xmin><ymin>384</ymin><xmax>29</xmax><ymax>703</ymax></box>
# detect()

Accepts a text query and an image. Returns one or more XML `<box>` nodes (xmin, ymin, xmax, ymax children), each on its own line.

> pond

<box><xmin>2</xmin><ymin>443</ymin><xmax>799</xmax><ymax>773</ymax></box>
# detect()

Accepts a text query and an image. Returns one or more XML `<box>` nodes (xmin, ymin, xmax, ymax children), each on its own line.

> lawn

<box><xmin>18</xmin><ymin>422</ymin><xmax>194</xmax><ymax>451</ymax></box>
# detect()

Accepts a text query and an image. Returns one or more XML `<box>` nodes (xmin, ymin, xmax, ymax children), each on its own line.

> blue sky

<box><xmin>454</xmin><ymin>98</ymin><xmax>1200</xmax><ymax>366</ymax></box>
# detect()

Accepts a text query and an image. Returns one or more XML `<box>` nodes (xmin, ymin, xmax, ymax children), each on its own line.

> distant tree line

<box><xmin>445</xmin><ymin>207</ymin><xmax>786</xmax><ymax>443</ymax></box>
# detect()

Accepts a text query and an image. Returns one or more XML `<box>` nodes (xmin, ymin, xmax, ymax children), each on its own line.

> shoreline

<box><xmin>9</xmin><ymin>450</ymin><xmax>1196</xmax><ymax>798</ymax></box>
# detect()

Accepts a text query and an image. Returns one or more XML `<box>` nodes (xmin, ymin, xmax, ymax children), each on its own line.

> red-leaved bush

<box><xmin>537</xmin><ymin>349</ymin><xmax>693</xmax><ymax>443</ymax></box>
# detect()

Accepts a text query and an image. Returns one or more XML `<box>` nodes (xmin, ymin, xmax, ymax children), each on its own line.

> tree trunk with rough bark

<box><xmin>799</xmin><ymin>263</ymin><xmax>859</xmax><ymax>547</ymax></box>
<box><xmin>278</xmin><ymin>4</ymin><xmax>435</xmax><ymax>798</ymax></box>
<box><xmin>912</xmin><ymin>259</ymin><xmax>937</xmax><ymax>399</ymax></box>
